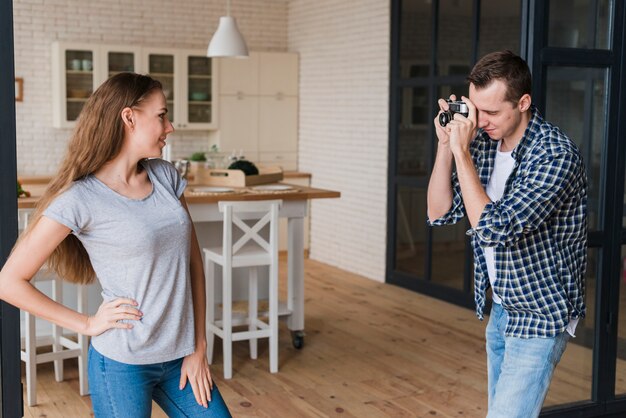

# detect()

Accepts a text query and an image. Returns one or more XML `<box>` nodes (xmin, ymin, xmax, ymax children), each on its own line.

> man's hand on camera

<box><xmin>446</xmin><ymin>95</ymin><xmax>477</xmax><ymax>157</ymax></box>
<box><xmin>433</xmin><ymin>94</ymin><xmax>456</xmax><ymax>146</ymax></box>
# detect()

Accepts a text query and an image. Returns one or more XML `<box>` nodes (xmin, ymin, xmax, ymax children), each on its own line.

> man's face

<box><xmin>469</xmin><ymin>79</ymin><xmax>524</xmax><ymax>142</ymax></box>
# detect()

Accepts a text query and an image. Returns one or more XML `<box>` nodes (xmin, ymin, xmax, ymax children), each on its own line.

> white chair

<box><xmin>203</xmin><ymin>200</ymin><xmax>281</xmax><ymax>379</ymax></box>
<box><xmin>18</xmin><ymin>209</ymin><xmax>89</xmax><ymax>406</ymax></box>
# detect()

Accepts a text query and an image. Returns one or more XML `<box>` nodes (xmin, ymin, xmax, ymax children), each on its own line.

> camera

<box><xmin>439</xmin><ymin>100</ymin><xmax>469</xmax><ymax>127</ymax></box>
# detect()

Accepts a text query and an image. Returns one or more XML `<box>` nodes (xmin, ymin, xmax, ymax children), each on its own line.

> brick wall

<box><xmin>288</xmin><ymin>1</ymin><xmax>390</xmax><ymax>282</ymax></box>
<box><xmin>13</xmin><ymin>0</ymin><xmax>288</xmax><ymax>174</ymax></box>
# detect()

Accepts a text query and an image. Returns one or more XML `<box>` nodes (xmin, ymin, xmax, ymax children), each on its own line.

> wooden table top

<box><xmin>17</xmin><ymin>182</ymin><xmax>340</xmax><ymax>209</ymax></box>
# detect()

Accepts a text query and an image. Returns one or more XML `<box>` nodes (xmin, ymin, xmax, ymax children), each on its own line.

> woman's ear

<box><xmin>121</xmin><ymin>107</ymin><xmax>134</xmax><ymax>129</ymax></box>
<box><xmin>518</xmin><ymin>94</ymin><xmax>532</xmax><ymax>113</ymax></box>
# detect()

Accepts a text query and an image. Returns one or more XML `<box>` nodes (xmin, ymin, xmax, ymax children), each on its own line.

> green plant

<box><xmin>189</xmin><ymin>151</ymin><xmax>207</xmax><ymax>162</ymax></box>
<box><xmin>17</xmin><ymin>180</ymin><xmax>30</xmax><ymax>198</ymax></box>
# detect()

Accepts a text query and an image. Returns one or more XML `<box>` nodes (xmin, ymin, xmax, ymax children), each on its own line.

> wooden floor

<box><xmin>22</xmin><ymin>257</ymin><xmax>604</xmax><ymax>417</ymax></box>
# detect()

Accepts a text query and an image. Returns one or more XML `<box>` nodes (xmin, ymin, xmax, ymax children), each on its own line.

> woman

<box><xmin>0</xmin><ymin>73</ymin><xmax>232</xmax><ymax>417</ymax></box>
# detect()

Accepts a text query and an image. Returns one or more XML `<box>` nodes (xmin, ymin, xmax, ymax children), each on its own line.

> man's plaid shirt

<box><xmin>429</xmin><ymin>106</ymin><xmax>587</xmax><ymax>338</ymax></box>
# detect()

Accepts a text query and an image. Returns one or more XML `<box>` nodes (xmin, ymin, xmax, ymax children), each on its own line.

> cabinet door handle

<box><xmin>276</xmin><ymin>92</ymin><xmax>284</xmax><ymax>100</ymax></box>
<box><xmin>237</xmin><ymin>91</ymin><xmax>244</xmax><ymax>100</ymax></box>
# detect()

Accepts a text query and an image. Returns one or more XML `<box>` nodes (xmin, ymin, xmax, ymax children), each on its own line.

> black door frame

<box><xmin>0</xmin><ymin>0</ymin><xmax>24</xmax><ymax>417</ymax></box>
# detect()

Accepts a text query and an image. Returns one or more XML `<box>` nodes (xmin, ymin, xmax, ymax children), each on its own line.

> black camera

<box><xmin>438</xmin><ymin>100</ymin><xmax>469</xmax><ymax>127</ymax></box>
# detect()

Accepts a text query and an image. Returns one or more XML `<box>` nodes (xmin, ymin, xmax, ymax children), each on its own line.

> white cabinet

<box><xmin>52</xmin><ymin>42</ymin><xmax>217</xmax><ymax>130</ymax></box>
<box><xmin>144</xmin><ymin>48</ymin><xmax>218</xmax><ymax>131</ymax></box>
<box><xmin>53</xmin><ymin>42</ymin><xmax>142</xmax><ymax>128</ymax></box>
<box><xmin>218</xmin><ymin>51</ymin><xmax>299</xmax><ymax>170</ymax></box>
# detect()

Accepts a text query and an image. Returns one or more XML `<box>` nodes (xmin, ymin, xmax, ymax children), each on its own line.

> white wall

<box><xmin>13</xmin><ymin>0</ymin><xmax>288</xmax><ymax>174</ymax></box>
<box><xmin>288</xmin><ymin>1</ymin><xmax>390</xmax><ymax>282</ymax></box>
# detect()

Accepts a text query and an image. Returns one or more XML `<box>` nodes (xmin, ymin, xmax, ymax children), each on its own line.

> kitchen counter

<box><xmin>17</xmin><ymin>172</ymin><xmax>330</xmax><ymax>209</ymax></box>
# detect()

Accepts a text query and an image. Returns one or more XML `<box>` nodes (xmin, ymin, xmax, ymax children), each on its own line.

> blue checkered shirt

<box><xmin>429</xmin><ymin>106</ymin><xmax>587</xmax><ymax>338</ymax></box>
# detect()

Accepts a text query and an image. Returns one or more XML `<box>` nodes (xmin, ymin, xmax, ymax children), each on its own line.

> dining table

<box><xmin>17</xmin><ymin>176</ymin><xmax>341</xmax><ymax>349</ymax></box>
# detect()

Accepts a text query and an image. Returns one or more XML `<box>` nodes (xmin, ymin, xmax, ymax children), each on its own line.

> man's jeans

<box><xmin>88</xmin><ymin>344</ymin><xmax>232</xmax><ymax>418</ymax></box>
<box><xmin>486</xmin><ymin>303</ymin><xmax>570</xmax><ymax>418</ymax></box>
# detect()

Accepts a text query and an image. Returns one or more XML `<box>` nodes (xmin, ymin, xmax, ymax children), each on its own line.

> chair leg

<box><xmin>77</xmin><ymin>285</ymin><xmax>89</xmax><ymax>396</ymax></box>
<box><xmin>248</xmin><ymin>267</ymin><xmax>258</xmax><ymax>360</ymax></box>
<box><xmin>205</xmin><ymin>259</ymin><xmax>216</xmax><ymax>365</ymax></box>
<box><xmin>269</xmin><ymin>264</ymin><xmax>279</xmax><ymax>374</ymax></box>
<box><xmin>223</xmin><ymin>265</ymin><xmax>233</xmax><ymax>379</ymax></box>
<box><xmin>25</xmin><ymin>311</ymin><xmax>37</xmax><ymax>406</ymax></box>
<box><xmin>52</xmin><ymin>279</ymin><xmax>63</xmax><ymax>382</ymax></box>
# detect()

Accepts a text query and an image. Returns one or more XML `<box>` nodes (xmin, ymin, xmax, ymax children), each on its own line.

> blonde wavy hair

<box><xmin>23</xmin><ymin>73</ymin><xmax>162</xmax><ymax>284</ymax></box>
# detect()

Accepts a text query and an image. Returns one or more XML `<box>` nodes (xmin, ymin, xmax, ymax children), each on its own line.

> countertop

<box><xmin>17</xmin><ymin>176</ymin><xmax>338</xmax><ymax>209</ymax></box>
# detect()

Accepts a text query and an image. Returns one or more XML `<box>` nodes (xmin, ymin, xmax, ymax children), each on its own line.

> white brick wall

<box><xmin>13</xmin><ymin>0</ymin><xmax>288</xmax><ymax>174</ymax></box>
<box><xmin>288</xmin><ymin>1</ymin><xmax>390</xmax><ymax>282</ymax></box>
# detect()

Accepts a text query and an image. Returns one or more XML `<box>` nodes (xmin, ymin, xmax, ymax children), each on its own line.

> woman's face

<box><xmin>126</xmin><ymin>90</ymin><xmax>174</xmax><ymax>159</ymax></box>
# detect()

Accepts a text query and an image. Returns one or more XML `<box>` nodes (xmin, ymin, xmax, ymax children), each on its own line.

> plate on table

<box><xmin>191</xmin><ymin>186</ymin><xmax>234</xmax><ymax>193</ymax></box>
<box><xmin>251</xmin><ymin>184</ymin><xmax>294</xmax><ymax>191</ymax></box>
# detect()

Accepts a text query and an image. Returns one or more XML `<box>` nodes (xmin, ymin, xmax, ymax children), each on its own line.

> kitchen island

<box><xmin>17</xmin><ymin>176</ymin><xmax>340</xmax><ymax>349</ymax></box>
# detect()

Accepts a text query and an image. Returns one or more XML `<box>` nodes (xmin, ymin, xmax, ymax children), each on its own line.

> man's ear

<box><xmin>121</xmin><ymin>107</ymin><xmax>134</xmax><ymax>128</ymax></box>
<box><xmin>518</xmin><ymin>94</ymin><xmax>532</xmax><ymax>112</ymax></box>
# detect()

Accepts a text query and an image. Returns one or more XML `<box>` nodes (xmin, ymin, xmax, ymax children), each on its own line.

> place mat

<box><xmin>186</xmin><ymin>189</ymin><xmax>247</xmax><ymax>197</ymax></box>
<box><xmin>246</xmin><ymin>187</ymin><xmax>300</xmax><ymax>195</ymax></box>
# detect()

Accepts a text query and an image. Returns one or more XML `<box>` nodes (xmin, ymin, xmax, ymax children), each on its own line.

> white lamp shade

<box><xmin>207</xmin><ymin>16</ymin><xmax>249</xmax><ymax>58</ymax></box>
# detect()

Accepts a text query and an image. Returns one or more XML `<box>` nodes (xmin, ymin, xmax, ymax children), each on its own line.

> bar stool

<box><xmin>203</xmin><ymin>200</ymin><xmax>281</xmax><ymax>379</ymax></box>
<box><xmin>18</xmin><ymin>209</ymin><xmax>89</xmax><ymax>406</ymax></box>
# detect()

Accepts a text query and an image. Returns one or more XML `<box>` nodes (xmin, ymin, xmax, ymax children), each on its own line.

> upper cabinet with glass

<box><xmin>53</xmin><ymin>43</ymin><xmax>217</xmax><ymax>130</ymax></box>
<box><xmin>143</xmin><ymin>48</ymin><xmax>217</xmax><ymax>131</ymax></box>
<box><xmin>52</xmin><ymin>43</ymin><xmax>98</xmax><ymax>128</ymax></box>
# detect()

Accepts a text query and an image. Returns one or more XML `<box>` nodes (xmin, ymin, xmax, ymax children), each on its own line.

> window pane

<box><xmin>545</xmin><ymin>248</ymin><xmax>598</xmax><ymax>405</ymax></box>
<box><xmin>548</xmin><ymin>0</ymin><xmax>612</xmax><ymax>49</ymax></box>
<box><xmin>399</xmin><ymin>0</ymin><xmax>431</xmax><ymax>79</ymax></box>
<box><xmin>395</xmin><ymin>186</ymin><xmax>427</xmax><ymax>278</ymax></box>
<box><xmin>431</xmin><ymin>223</ymin><xmax>466</xmax><ymax>290</ymax></box>
<box><xmin>478</xmin><ymin>0</ymin><xmax>521</xmax><ymax>57</ymax></box>
<box><xmin>437</xmin><ymin>0</ymin><xmax>473</xmax><ymax>76</ymax></box>
<box><xmin>398</xmin><ymin>86</ymin><xmax>430</xmax><ymax>177</ymax></box>
<box><xmin>545</xmin><ymin>67</ymin><xmax>607</xmax><ymax>231</ymax></box>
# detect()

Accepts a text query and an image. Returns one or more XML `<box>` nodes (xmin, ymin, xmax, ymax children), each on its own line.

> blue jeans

<box><xmin>88</xmin><ymin>345</ymin><xmax>232</xmax><ymax>418</ymax></box>
<box><xmin>485</xmin><ymin>303</ymin><xmax>570</xmax><ymax>418</ymax></box>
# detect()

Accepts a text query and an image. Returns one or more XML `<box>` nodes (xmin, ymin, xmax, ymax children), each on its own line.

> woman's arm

<box><xmin>179</xmin><ymin>196</ymin><xmax>213</xmax><ymax>408</ymax></box>
<box><xmin>0</xmin><ymin>216</ymin><xmax>142</xmax><ymax>336</ymax></box>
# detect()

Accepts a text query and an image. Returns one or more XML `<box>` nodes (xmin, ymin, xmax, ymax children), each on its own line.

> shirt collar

<box><xmin>511</xmin><ymin>104</ymin><xmax>542</xmax><ymax>161</ymax></box>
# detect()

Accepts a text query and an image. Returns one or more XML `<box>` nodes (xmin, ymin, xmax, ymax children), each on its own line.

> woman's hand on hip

<box><xmin>84</xmin><ymin>298</ymin><xmax>142</xmax><ymax>336</ymax></box>
<box><xmin>180</xmin><ymin>349</ymin><xmax>213</xmax><ymax>408</ymax></box>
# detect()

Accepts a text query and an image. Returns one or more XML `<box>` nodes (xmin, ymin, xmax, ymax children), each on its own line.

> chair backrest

<box><xmin>218</xmin><ymin>200</ymin><xmax>282</xmax><ymax>259</ymax></box>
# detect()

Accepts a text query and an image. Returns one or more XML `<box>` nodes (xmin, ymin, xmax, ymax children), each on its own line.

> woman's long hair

<box><xmin>23</xmin><ymin>73</ymin><xmax>162</xmax><ymax>284</ymax></box>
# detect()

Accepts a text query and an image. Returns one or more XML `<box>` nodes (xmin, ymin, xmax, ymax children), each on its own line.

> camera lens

<box><xmin>439</xmin><ymin>111</ymin><xmax>451</xmax><ymax>127</ymax></box>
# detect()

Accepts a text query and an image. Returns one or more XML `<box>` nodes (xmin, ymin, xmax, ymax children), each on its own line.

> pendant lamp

<box><xmin>207</xmin><ymin>0</ymin><xmax>249</xmax><ymax>58</ymax></box>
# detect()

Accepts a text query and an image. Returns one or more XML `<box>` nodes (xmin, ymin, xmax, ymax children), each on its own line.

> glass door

<box><xmin>530</xmin><ymin>0</ymin><xmax>626</xmax><ymax>415</ymax></box>
<box><xmin>146</xmin><ymin>52</ymin><xmax>176</xmax><ymax>124</ymax></box>
<box><xmin>186</xmin><ymin>55</ymin><xmax>213</xmax><ymax>126</ymax></box>
<box><xmin>106</xmin><ymin>48</ymin><xmax>140</xmax><ymax>78</ymax></box>
<box><xmin>388</xmin><ymin>0</ymin><xmax>521</xmax><ymax>305</ymax></box>
<box><xmin>64</xmin><ymin>48</ymin><xmax>95</xmax><ymax>122</ymax></box>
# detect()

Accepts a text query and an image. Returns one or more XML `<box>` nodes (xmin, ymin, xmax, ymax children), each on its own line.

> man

<box><xmin>427</xmin><ymin>50</ymin><xmax>587</xmax><ymax>417</ymax></box>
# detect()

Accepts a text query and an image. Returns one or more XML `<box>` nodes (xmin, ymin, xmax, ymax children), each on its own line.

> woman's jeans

<box><xmin>486</xmin><ymin>303</ymin><xmax>570</xmax><ymax>418</ymax></box>
<box><xmin>88</xmin><ymin>345</ymin><xmax>232</xmax><ymax>418</ymax></box>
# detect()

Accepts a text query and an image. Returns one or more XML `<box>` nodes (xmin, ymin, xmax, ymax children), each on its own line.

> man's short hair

<box><xmin>467</xmin><ymin>50</ymin><xmax>532</xmax><ymax>105</ymax></box>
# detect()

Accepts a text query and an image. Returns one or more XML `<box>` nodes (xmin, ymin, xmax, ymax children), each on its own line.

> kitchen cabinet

<box><xmin>218</xmin><ymin>52</ymin><xmax>299</xmax><ymax>170</ymax></box>
<box><xmin>52</xmin><ymin>42</ymin><xmax>142</xmax><ymax>128</ymax></box>
<box><xmin>144</xmin><ymin>48</ymin><xmax>218</xmax><ymax>130</ymax></box>
<box><xmin>52</xmin><ymin>43</ymin><xmax>217</xmax><ymax>130</ymax></box>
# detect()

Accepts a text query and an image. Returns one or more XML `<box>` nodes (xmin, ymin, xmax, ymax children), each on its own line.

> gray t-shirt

<box><xmin>44</xmin><ymin>158</ymin><xmax>195</xmax><ymax>364</ymax></box>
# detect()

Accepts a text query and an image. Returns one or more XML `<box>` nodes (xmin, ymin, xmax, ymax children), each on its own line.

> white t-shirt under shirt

<box><xmin>483</xmin><ymin>141</ymin><xmax>578</xmax><ymax>337</ymax></box>
<box><xmin>44</xmin><ymin>158</ymin><xmax>196</xmax><ymax>364</ymax></box>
